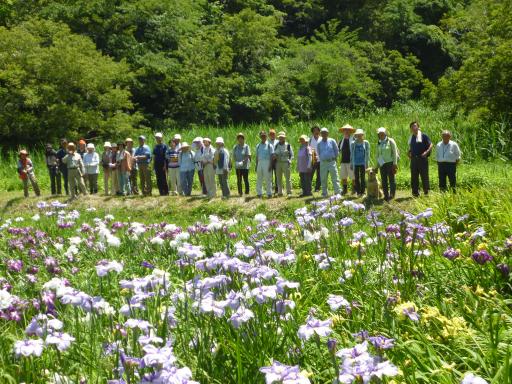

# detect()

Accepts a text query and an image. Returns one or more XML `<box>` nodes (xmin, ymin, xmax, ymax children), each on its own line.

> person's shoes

<box><xmin>239</xmin><ymin>193</ymin><xmax>243</xmax><ymax>197</ymax></box>
<box><xmin>267</xmin><ymin>195</ymin><xmax>272</xmax><ymax>199</ymax></box>
<box><xmin>257</xmin><ymin>195</ymin><xmax>262</xmax><ymax>198</ymax></box>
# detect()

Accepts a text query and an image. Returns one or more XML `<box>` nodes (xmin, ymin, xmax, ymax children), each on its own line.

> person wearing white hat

<box><xmin>125</xmin><ymin>138</ymin><xmax>139</xmax><ymax>195</ymax></box>
<box><xmin>17</xmin><ymin>149</ymin><xmax>41</xmax><ymax>198</ymax></box>
<box><xmin>317</xmin><ymin>127</ymin><xmax>341</xmax><ymax>197</ymax></box>
<box><xmin>101</xmin><ymin>142</ymin><xmax>112</xmax><ymax>195</ymax></box>
<box><xmin>255</xmin><ymin>130</ymin><xmax>275</xmax><ymax>198</ymax></box>
<box><xmin>153</xmin><ymin>132</ymin><xmax>169</xmax><ymax>196</ymax></box>
<box><xmin>62</xmin><ymin>143</ymin><xmax>87</xmax><ymax>200</ymax></box>
<box><xmin>232</xmin><ymin>132</ymin><xmax>251</xmax><ymax>196</ymax></box>
<box><xmin>377</xmin><ymin>127</ymin><xmax>398</xmax><ymax>201</ymax></box>
<box><xmin>173</xmin><ymin>134</ymin><xmax>182</xmax><ymax>149</ymax></box>
<box><xmin>274</xmin><ymin>131</ymin><xmax>293</xmax><ymax>197</ymax></box>
<box><xmin>83</xmin><ymin>143</ymin><xmax>100</xmax><ymax>194</ymax></box>
<box><xmin>201</xmin><ymin>138</ymin><xmax>216</xmax><ymax>198</ymax></box>
<box><xmin>338</xmin><ymin>124</ymin><xmax>356</xmax><ymax>195</ymax></box>
<box><xmin>178</xmin><ymin>142</ymin><xmax>195</xmax><ymax>196</ymax></box>
<box><xmin>134</xmin><ymin>135</ymin><xmax>152</xmax><ymax>196</ymax></box>
<box><xmin>165</xmin><ymin>138</ymin><xmax>181</xmax><ymax>196</ymax></box>
<box><xmin>214</xmin><ymin>137</ymin><xmax>230</xmax><ymax>199</ymax></box>
<box><xmin>192</xmin><ymin>137</ymin><xmax>207</xmax><ymax>196</ymax></box>
<box><xmin>350</xmin><ymin>129</ymin><xmax>370</xmax><ymax>196</ymax></box>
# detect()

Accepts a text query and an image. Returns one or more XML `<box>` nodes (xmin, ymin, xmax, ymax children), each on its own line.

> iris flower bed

<box><xmin>0</xmin><ymin>198</ymin><xmax>511</xmax><ymax>383</ymax></box>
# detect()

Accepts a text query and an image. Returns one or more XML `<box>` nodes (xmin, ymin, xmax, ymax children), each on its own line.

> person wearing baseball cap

<box><xmin>153</xmin><ymin>132</ymin><xmax>169</xmax><ymax>196</ymax></box>
<box><xmin>317</xmin><ymin>127</ymin><xmax>341</xmax><ymax>197</ymax></box>
<box><xmin>83</xmin><ymin>143</ymin><xmax>100</xmax><ymax>194</ymax></box>
<box><xmin>377</xmin><ymin>127</ymin><xmax>399</xmax><ymax>201</ymax></box>
<box><xmin>350</xmin><ymin>129</ymin><xmax>370</xmax><ymax>196</ymax></box>
<box><xmin>338</xmin><ymin>124</ymin><xmax>356</xmax><ymax>195</ymax></box>
<box><xmin>309</xmin><ymin>125</ymin><xmax>322</xmax><ymax>192</ymax></box>
<box><xmin>134</xmin><ymin>135</ymin><xmax>152</xmax><ymax>196</ymax></box>
<box><xmin>214</xmin><ymin>137</ymin><xmax>230</xmax><ymax>199</ymax></box>
<box><xmin>17</xmin><ymin>149</ymin><xmax>41</xmax><ymax>198</ymax></box>
<box><xmin>62</xmin><ymin>142</ymin><xmax>87</xmax><ymax>200</ymax></box>
<box><xmin>101</xmin><ymin>141</ymin><xmax>112</xmax><ymax>195</ymax></box>
<box><xmin>125</xmin><ymin>138</ymin><xmax>139</xmax><ymax>195</ymax></box>
<box><xmin>255</xmin><ymin>130</ymin><xmax>275</xmax><ymax>198</ymax></box>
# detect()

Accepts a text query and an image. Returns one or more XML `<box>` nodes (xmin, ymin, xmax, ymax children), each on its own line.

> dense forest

<box><xmin>0</xmin><ymin>0</ymin><xmax>511</xmax><ymax>149</ymax></box>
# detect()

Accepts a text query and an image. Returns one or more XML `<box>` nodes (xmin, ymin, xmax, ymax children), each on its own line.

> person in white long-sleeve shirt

<box><xmin>83</xmin><ymin>143</ymin><xmax>100</xmax><ymax>194</ymax></box>
<box><xmin>435</xmin><ymin>130</ymin><xmax>461</xmax><ymax>193</ymax></box>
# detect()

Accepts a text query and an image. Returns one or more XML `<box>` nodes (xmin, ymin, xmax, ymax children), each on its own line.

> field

<box><xmin>0</xmin><ymin>102</ymin><xmax>511</xmax><ymax>384</ymax></box>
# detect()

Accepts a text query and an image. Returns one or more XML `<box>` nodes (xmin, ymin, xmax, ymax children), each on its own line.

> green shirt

<box><xmin>377</xmin><ymin>137</ymin><xmax>398</xmax><ymax>166</ymax></box>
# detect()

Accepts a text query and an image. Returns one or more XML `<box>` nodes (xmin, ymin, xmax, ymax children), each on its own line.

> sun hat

<box><xmin>320</xmin><ymin>127</ymin><xmax>329</xmax><ymax>133</ymax></box>
<box><xmin>377</xmin><ymin>127</ymin><xmax>387</xmax><ymax>134</ymax></box>
<box><xmin>354</xmin><ymin>129</ymin><xmax>365</xmax><ymax>136</ymax></box>
<box><xmin>181</xmin><ymin>142</ymin><xmax>190</xmax><ymax>149</ymax></box>
<box><xmin>277</xmin><ymin>131</ymin><xmax>286</xmax><ymax>139</ymax></box>
<box><xmin>78</xmin><ymin>139</ymin><xmax>86</xmax><ymax>145</ymax></box>
<box><xmin>138</xmin><ymin>135</ymin><xmax>146</xmax><ymax>141</ymax></box>
<box><xmin>111</xmin><ymin>142</ymin><xmax>118</xmax><ymax>148</ymax></box>
<box><xmin>155</xmin><ymin>132</ymin><xmax>163</xmax><ymax>139</ymax></box>
<box><xmin>67</xmin><ymin>142</ymin><xmax>76</xmax><ymax>148</ymax></box>
<box><xmin>269</xmin><ymin>128</ymin><xmax>276</xmax><ymax>134</ymax></box>
<box><xmin>298</xmin><ymin>134</ymin><xmax>309</xmax><ymax>143</ymax></box>
<box><xmin>173</xmin><ymin>134</ymin><xmax>182</xmax><ymax>140</ymax></box>
<box><xmin>19</xmin><ymin>149</ymin><xmax>28</xmax><ymax>156</ymax></box>
<box><xmin>215</xmin><ymin>137</ymin><xmax>224</xmax><ymax>145</ymax></box>
<box><xmin>193</xmin><ymin>137</ymin><xmax>203</xmax><ymax>143</ymax></box>
<box><xmin>125</xmin><ymin>138</ymin><xmax>133</xmax><ymax>143</ymax></box>
<box><xmin>236</xmin><ymin>132</ymin><xmax>245</xmax><ymax>139</ymax></box>
<box><xmin>86</xmin><ymin>143</ymin><xmax>95</xmax><ymax>149</ymax></box>
<box><xmin>203</xmin><ymin>137</ymin><xmax>211</xmax><ymax>143</ymax></box>
<box><xmin>104</xmin><ymin>141</ymin><xmax>111</xmax><ymax>148</ymax></box>
<box><xmin>339</xmin><ymin>124</ymin><xmax>355</xmax><ymax>133</ymax></box>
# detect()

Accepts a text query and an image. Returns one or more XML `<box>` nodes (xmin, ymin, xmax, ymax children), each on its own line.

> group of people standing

<box><xmin>17</xmin><ymin>122</ymin><xmax>462</xmax><ymax>200</ymax></box>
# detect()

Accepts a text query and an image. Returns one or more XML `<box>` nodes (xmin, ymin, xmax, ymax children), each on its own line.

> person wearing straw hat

<box><xmin>214</xmin><ymin>137</ymin><xmax>231</xmax><ymax>199</ymax></box>
<box><xmin>297</xmin><ymin>135</ymin><xmax>313</xmax><ymax>197</ymax></box>
<box><xmin>101</xmin><ymin>141</ymin><xmax>112</xmax><ymax>196</ymax></box>
<box><xmin>309</xmin><ymin>125</ymin><xmax>322</xmax><ymax>192</ymax></box>
<box><xmin>274</xmin><ymin>131</ymin><xmax>294</xmax><ymax>197</ymax></box>
<box><xmin>232</xmin><ymin>132</ymin><xmax>251</xmax><ymax>196</ymax></box>
<box><xmin>435</xmin><ymin>130</ymin><xmax>461</xmax><ymax>193</ymax></box>
<box><xmin>166</xmin><ymin>138</ymin><xmax>181</xmax><ymax>196</ymax></box>
<box><xmin>17</xmin><ymin>149</ymin><xmax>41</xmax><ymax>198</ymax></box>
<box><xmin>350</xmin><ymin>129</ymin><xmax>370</xmax><ymax>196</ymax></box>
<box><xmin>193</xmin><ymin>137</ymin><xmax>208</xmax><ymax>196</ymax></box>
<box><xmin>338</xmin><ymin>124</ymin><xmax>356</xmax><ymax>195</ymax></box>
<box><xmin>153</xmin><ymin>132</ymin><xmax>169</xmax><ymax>196</ymax></box>
<box><xmin>125</xmin><ymin>138</ymin><xmax>139</xmax><ymax>195</ymax></box>
<box><xmin>62</xmin><ymin>142</ymin><xmax>87</xmax><ymax>200</ymax></box>
<box><xmin>134</xmin><ymin>135</ymin><xmax>152</xmax><ymax>196</ymax></box>
<box><xmin>83</xmin><ymin>143</ymin><xmax>100</xmax><ymax>194</ymax></box>
<box><xmin>317</xmin><ymin>127</ymin><xmax>341</xmax><ymax>197</ymax></box>
<box><xmin>56</xmin><ymin>138</ymin><xmax>69</xmax><ymax>195</ymax></box>
<box><xmin>408</xmin><ymin>121</ymin><xmax>432</xmax><ymax>197</ymax></box>
<box><xmin>45</xmin><ymin>143</ymin><xmax>61</xmax><ymax>195</ymax></box>
<box><xmin>255</xmin><ymin>130</ymin><xmax>275</xmax><ymax>198</ymax></box>
<box><xmin>178</xmin><ymin>142</ymin><xmax>195</xmax><ymax>196</ymax></box>
<box><xmin>201</xmin><ymin>137</ymin><xmax>216</xmax><ymax>198</ymax></box>
<box><xmin>376</xmin><ymin>127</ymin><xmax>398</xmax><ymax>201</ymax></box>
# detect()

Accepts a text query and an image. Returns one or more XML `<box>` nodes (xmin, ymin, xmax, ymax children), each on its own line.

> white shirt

<box><xmin>309</xmin><ymin>136</ymin><xmax>320</xmax><ymax>154</ymax></box>
<box><xmin>436</xmin><ymin>140</ymin><xmax>461</xmax><ymax>163</ymax></box>
<box><xmin>83</xmin><ymin>152</ymin><xmax>100</xmax><ymax>174</ymax></box>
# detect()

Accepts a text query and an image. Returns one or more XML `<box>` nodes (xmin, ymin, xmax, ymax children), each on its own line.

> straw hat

<box><xmin>67</xmin><ymin>142</ymin><xmax>76</xmax><ymax>148</ymax></box>
<box><xmin>125</xmin><ymin>138</ymin><xmax>133</xmax><ymax>143</ymax></box>
<box><xmin>298</xmin><ymin>134</ymin><xmax>309</xmax><ymax>143</ymax></box>
<box><xmin>277</xmin><ymin>131</ymin><xmax>286</xmax><ymax>139</ymax></box>
<box><xmin>19</xmin><ymin>149</ymin><xmax>28</xmax><ymax>156</ymax></box>
<box><xmin>339</xmin><ymin>124</ymin><xmax>355</xmax><ymax>133</ymax></box>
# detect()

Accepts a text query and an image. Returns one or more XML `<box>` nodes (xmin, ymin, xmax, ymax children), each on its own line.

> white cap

<box><xmin>320</xmin><ymin>127</ymin><xmax>329</xmax><ymax>133</ymax></box>
<box><xmin>173</xmin><ymin>134</ymin><xmax>182</xmax><ymax>140</ymax></box>
<box><xmin>193</xmin><ymin>137</ymin><xmax>203</xmax><ymax>143</ymax></box>
<box><xmin>377</xmin><ymin>127</ymin><xmax>387</xmax><ymax>134</ymax></box>
<box><xmin>155</xmin><ymin>132</ymin><xmax>163</xmax><ymax>138</ymax></box>
<box><xmin>215</xmin><ymin>137</ymin><xmax>224</xmax><ymax>144</ymax></box>
<box><xmin>86</xmin><ymin>143</ymin><xmax>95</xmax><ymax>149</ymax></box>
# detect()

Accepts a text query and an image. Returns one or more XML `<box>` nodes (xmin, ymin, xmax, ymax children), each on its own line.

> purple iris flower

<box><xmin>472</xmin><ymin>250</ymin><xmax>493</xmax><ymax>265</ymax></box>
<box><xmin>298</xmin><ymin>317</ymin><xmax>332</xmax><ymax>340</ymax></box>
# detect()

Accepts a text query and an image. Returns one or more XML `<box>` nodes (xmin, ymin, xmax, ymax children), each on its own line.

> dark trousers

<box><xmin>379</xmin><ymin>162</ymin><xmax>396</xmax><ymax>199</ymax></box>
<box><xmin>48</xmin><ymin>166</ymin><xmax>61</xmax><ymax>195</ymax></box>
<box><xmin>130</xmin><ymin>169</ymin><xmax>139</xmax><ymax>195</ymax></box>
<box><xmin>272</xmin><ymin>162</ymin><xmax>278</xmax><ymax>194</ymax></box>
<box><xmin>198</xmin><ymin>169</ymin><xmax>207</xmax><ymax>195</ymax></box>
<box><xmin>299</xmin><ymin>172</ymin><xmax>312</xmax><ymax>196</ymax></box>
<box><xmin>311</xmin><ymin>162</ymin><xmax>321</xmax><ymax>191</ymax></box>
<box><xmin>438</xmin><ymin>162</ymin><xmax>457</xmax><ymax>192</ymax></box>
<box><xmin>410</xmin><ymin>156</ymin><xmax>430</xmax><ymax>196</ymax></box>
<box><xmin>354</xmin><ymin>165</ymin><xmax>366</xmax><ymax>195</ymax></box>
<box><xmin>236</xmin><ymin>169</ymin><xmax>250</xmax><ymax>195</ymax></box>
<box><xmin>58</xmin><ymin>165</ymin><xmax>69</xmax><ymax>195</ymax></box>
<box><xmin>154</xmin><ymin>165</ymin><xmax>169</xmax><ymax>196</ymax></box>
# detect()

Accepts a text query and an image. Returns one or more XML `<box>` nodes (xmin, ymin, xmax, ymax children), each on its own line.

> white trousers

<box><xmin>256</xmin><ymin>159</ymin><xmax>273</xmax><ymax>196</ymax></box>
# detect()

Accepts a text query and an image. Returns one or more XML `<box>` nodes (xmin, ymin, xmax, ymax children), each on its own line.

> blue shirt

<box><xmin>153</xmin><ymin>143</ymin><xmax>168</xmax><ymax>166</ymax></box>
<box><xmin>256</xmin><ymin>142</ymin><xmax>274</xmax><ymax>161</ymax></box>
<box><xmin>317</xmin><ymin>138</ymin><xmax>339</xmax><ymax>161</ymax></box>
<box><xmin>409</xmin><ymin>133</ymin><xmax>432</xmax><ymax>157</ymax></box>
<box><xmin>351</xmin><ymin>141</ymin><xmax>370</xmax><ymax>167</ymax></box>
<box><xmin>134</xmin><ymin>145</ymin><xmax>151</xmax><ymax>164</ymax></box>
<box><xmin>179</xmin><ymin>151</ymin><xmax>195</xmax><ymax>172</ymax></box>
